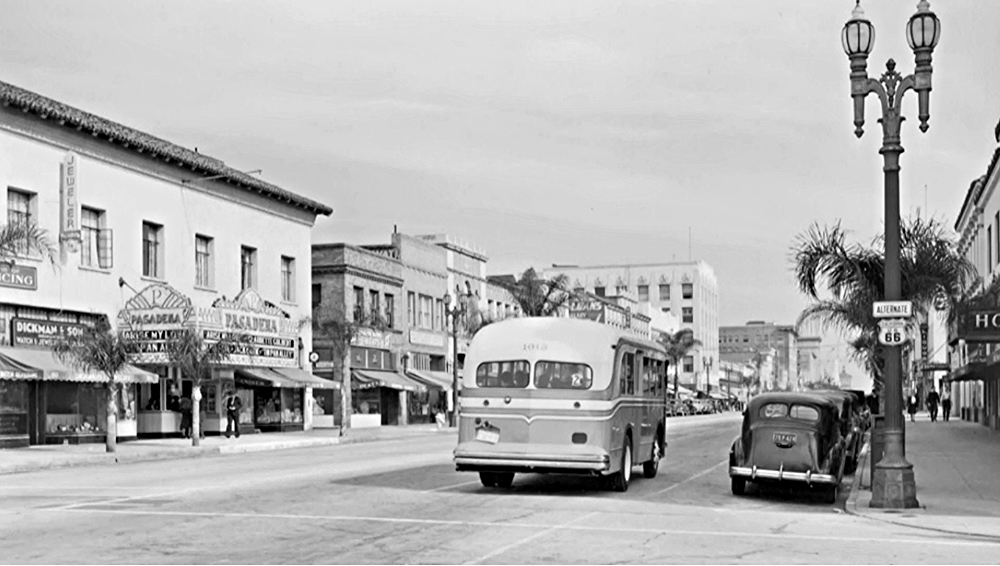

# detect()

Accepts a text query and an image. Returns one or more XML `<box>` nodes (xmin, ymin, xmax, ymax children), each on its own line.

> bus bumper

<box><xmin>454</xmin><ymin>448</ymin><xmax>611</xmax><ymax>475</ymax></box>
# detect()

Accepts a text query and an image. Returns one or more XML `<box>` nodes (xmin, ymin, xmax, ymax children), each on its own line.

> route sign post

<box><xmin>873</xmin><ymin>301</ymin><xmax>913</xmax><ymax>319</ymax></box>
<box><xmin>878</xmin><ymin>319</ymin><xmax>909</xmax><ymax>346</ymax></box>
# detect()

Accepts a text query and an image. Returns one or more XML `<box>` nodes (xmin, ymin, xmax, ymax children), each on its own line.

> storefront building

<box><xmin>312</xmin><ymin>243</ymin><xmax>427</xmax><ymax>428</ymax></box>
<box><xmin>948</xmin><ymin>125</ymin><xmax>1000</xmax><ymax>431</ymax></box>
<box><xmin>0</xmin><ymin>80</ymin><xmax>332</xmax><ymax>446</ymax></box>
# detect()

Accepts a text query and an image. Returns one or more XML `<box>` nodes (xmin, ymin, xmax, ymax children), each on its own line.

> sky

<box><xmin>3</xmin><ymin>0</ymin><xmax>999</xmax><ymax>384</ymax></box>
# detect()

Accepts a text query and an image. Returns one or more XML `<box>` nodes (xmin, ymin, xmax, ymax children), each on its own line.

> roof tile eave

<box><xmin>0</xmin><ymin>80</ymin><xmax>332</xmax><ymax>217</ymax></box>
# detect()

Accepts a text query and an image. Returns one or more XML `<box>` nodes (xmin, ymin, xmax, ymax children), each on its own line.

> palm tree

<box><xmin>0</xmin><ymin>221</ymin><xmax>57</xmax><ymax>264</ymax></box>
<box><xmin>502</xmin><ymin>268</ymin><xmax>570</xmax><ymax>317</ymax></box>
<box><xmin>791</xmin><ymin>216</ymin><xmax>976</xmax><ymax>391</ymax></box>
<box><xmin>162</xmin><ymin>327</ymin><xmax>242</xmax><ymax>446</ymax></box>
<box><xmin>52</xmin><ymin>317</ymin><xmax>134</xmax><ymax>453</ymax></box>
<box><xmin>658</xmin><ymin>329</ymin><xmax>702</xmax><ymax>399</ymax></box>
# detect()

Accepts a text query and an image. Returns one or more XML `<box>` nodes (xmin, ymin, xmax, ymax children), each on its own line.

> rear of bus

<box><xmin>453</xmin><ymin>317</ymin><xmax>621</xmax><ymax>478</ymax></box>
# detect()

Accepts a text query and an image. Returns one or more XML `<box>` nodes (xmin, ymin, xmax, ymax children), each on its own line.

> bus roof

<box><xmin>469</xmin><ymin>317</ymin><xmax>665</xmax><ymax>357</ymax></box>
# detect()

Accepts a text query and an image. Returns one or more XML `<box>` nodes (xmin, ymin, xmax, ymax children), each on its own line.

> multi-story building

<box><xmin>311</xmin><ymin>243</ymin><xmax>434</xmax><ymax>428</ymax></box>
<box><xmin>564</xmin><ymin>290</ymin><xmax>652</xmax><ymax>339</ymax></box>
<box><xmin>543</xmin><ymin>261</ymin><xmax>719</xmax><ymax>390</ymax></box>
<box><xmin>0</xmin><ymin>80</ymin><xmax>332</xmax><ymax>448</ymax></box>
<box><xmin>796</xmin><ymin>336</ymin><xmax>823</xmax><ymax>388</ymax></box>
<box><xmin>720</xmin><ymin>321</ymin><xmax>798</xmax><ymax>391</ymax></box>
<box><xmin>718</xmin><ymin>360</ymin><xmax>754</xmax><ymax>404</ymax></box>
<box><xmin>947</xmin><ymin>124</ymin><xmax>1000</xmax><ymax>431</ymax></box>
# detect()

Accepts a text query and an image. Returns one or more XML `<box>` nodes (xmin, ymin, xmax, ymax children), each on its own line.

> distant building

<box><xmin>839</xmin><ymin>369</ymin><xmax>853</xmax><ymax>390</ymax></box>
<box><xmin>563</xmin><ymin>290</ymin><xmax>652</xmax><ymax>340</ymax></box>
<box><xmin>720</xmin><ymin>321</ymin><xmax>798</xmax><ymax>391</ymax></box>
<box><xmin>543</xmin><ymin>261</ymin><xmax>719</xmax><ymax>390</ymax></box>
<box><xmin>796</xmin><ymin>336</ymin><xmax>823</xmax><ymax>388</ymax></box>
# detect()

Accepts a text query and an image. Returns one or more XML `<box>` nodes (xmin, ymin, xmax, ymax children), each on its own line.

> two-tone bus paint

<box><xmin>453</xmin><ymin>317</ymin><xmax>670</xmax><ymax>492</ymax></box>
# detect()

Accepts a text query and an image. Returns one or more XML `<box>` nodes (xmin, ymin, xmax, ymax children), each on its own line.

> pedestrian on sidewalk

<box><xmin>179</xmin><ymin>396</ymin><xmax>193</xmax><ymax>439</ymax></box>
<box><xmin>907</xmin><ymin>392</ymin><xmax>919</xmax><ymax>422</ymax></box>
<box><xmin>941</xmin><ymin>386</ymin><xmax>952</xmax><ymax>422</ymax></box>
<box><xmin>925</xmin><ymin>387</ymin><xmax>940</xmax><ymax>423</ymax></box>
<box><xmin>224</xmin><ymin>390</ymin><xmax>242</xmax><ymax>439</ymax></box>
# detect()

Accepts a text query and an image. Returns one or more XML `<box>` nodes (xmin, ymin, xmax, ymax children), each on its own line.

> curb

<box><xmin>844</xmin><ymin>436</ymin><xmax>1000</xmax><ymax>542</ymax></box>
<box><xmin>0</xmin><ymin>429</ymin><xmax>455</xmax><ymax>476</ymax></box>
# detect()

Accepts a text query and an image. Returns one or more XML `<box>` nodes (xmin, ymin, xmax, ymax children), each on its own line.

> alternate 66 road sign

<box><xmin>878</xmin><ymin>319</ymin><xmax>909</xmax><ymax>346</ymax></box>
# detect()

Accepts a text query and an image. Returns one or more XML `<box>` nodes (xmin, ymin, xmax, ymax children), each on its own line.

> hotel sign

<box><xmin>0</xmin><ymin>265</ymin><xmax>37</xmax><ymax>291</ymax></box>
<box><xmin>956</xmin><ymin>309</ymin><xmax>1000</xmax><ymax>343</ymax></box>
<box><xmin>11</xmin><ymin>318</ymin><xmax>87</xmax><ymax>348</ymax></box>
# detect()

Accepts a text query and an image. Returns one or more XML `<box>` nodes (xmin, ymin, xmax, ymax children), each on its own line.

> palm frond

<box><xmin>0</xmin><ymin>222</ymin><xmax>57</xmax><ymax>264</ymax></box>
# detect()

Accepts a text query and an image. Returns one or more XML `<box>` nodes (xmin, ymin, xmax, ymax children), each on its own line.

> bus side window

<box><xmin>621</xmin><ymin>352</ymin><xmax>635</xmax><ymax>396</ymax></box>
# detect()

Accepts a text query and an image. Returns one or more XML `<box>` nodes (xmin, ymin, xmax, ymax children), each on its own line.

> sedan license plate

<box><xmin>475</xmin><ymin>426</ymin><xmax>500</xmax><ymax>444</ymax></box>
<box><xmin>773</xmin><ymin>432</ymin><xmax>796</xmax><ymax>448</ymax></box>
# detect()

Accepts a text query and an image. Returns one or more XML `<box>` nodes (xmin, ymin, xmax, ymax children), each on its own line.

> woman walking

<box><xmin>906</xmin><ymin>391</ymin><xmax>919</xmax><ymax>423</ymax></box>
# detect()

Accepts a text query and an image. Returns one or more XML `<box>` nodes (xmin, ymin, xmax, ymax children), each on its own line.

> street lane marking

<box><xmin>463</xmin><ymin>511</ymin><xmax>598</xmax><ymax>565</ymax></box>
<box><xmin>650</xmin><ymin>459</ymin><xmax>727</xmax><ymax>496</ymax></box>
<box><xmin>41</xmin><ymin>507</ymin><xmax>1000</xmax><ymax>547</ymax></box>
<box><xmin>426</xmin><ymin>480</ymin><xmax>481</xmax><ymax>493</ymax></box>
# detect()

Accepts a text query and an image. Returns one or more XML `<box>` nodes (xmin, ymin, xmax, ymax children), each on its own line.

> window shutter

<box><xmin>98</xmin><ymin>228</ymin><xmax>114</xmax><ymax>269</ymax></box>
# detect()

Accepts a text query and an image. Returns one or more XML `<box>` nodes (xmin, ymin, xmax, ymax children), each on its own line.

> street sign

<box><xmin>878</xmin><ymin>319</ymin><xmax>909</xmax><ymax>346</ymax></box>
<box><xmin>873</xmin><ymin>301</ymin><xmax>913</xmax><ymax>318</ymax></box>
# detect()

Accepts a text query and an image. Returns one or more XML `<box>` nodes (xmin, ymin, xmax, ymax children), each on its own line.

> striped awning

<box><xmin>406</xmin><ymin>369</ymin><xmax>454</xmax><ymax>391</ymax></box>
<box><xmin>272</xmin><ymin>367</ymin><xmax>338</xmax><ymax>389</ymax></box>
<box><xmin>352</xmin><ymin>369</ymin><xmax>426</xmax><ymax>393</ymax></box>
<box><xmin>0</xmin><ymin>346</ymin><xmax>158</xmax><ymax>383</ymax></box>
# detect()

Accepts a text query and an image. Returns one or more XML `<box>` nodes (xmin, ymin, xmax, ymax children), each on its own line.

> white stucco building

<box><xmin>543</xmin><ymin>261</ymin><xmax>719</xmax><ymax>390</ymax></box>
<box><xmin>0</xmin><ymin>80</ymin><xmax>332</xmax><ymax>448</ymax></box>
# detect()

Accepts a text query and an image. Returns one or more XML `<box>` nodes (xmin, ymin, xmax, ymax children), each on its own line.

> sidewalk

<box><xmin>0</xmin><ymin>423</ymin><xmax>456</xmax><ymax>476</ymax></box>
<box><xmin>847</xmin><ymin>412</ymin><xmax>1000</xmax><ymax>539</ymax></box>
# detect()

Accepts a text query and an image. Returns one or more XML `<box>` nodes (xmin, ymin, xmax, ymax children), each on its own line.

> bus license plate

<box><xmin>475</xmin><ymin>426</ymin><xmax>500</xmax><ymax>444</ymax></box>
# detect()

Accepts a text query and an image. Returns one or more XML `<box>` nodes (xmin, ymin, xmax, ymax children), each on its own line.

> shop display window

<box><xmin>313</xmin><ymin>390</ymin><xmax>335</xmax><ymax>416</ymax></box>
<box><xmin>203</xmin><ymin>384</ymin><xmax>217</xmax><ymax>414</ymax></box>
<box><xmin>46</xmin><ymin>382</ymin><xmax>106</xmax><ymax>435</ymax></box>
<box><xmin>281</xmin><ymin>388</ymin><xmax>303</xmax><ymax>424</ymax></box>
<box><xmin>142</xmin><ymin>382</ymin><xmax>162</xmax><ymax>411</ymax></box>
<box><xmin>254</xmin><ymin>389</ymin><xmax>283</xmax><ymax>424</ymax></box>
<box><xmin>407</xmin><ymin>390</ymin><xmax>430</xmax><ymax>417</ymax></box>
<box><xmin>0</xmin><ymin>380</ymin><xmax>29</xmax><ymax>436</ymax></box>
<box><xmin>236</xmin><ymin>388</ymin><xmax>254</xmax><ymax>425</ymax></box>
<box><xmin>353</xmin><ymin>389</ymin><xmax>381</xmax><ymax>415</ymax></box>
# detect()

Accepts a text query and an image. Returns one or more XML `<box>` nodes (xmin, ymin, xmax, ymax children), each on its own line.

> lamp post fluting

<box><xmin>842</xmin><ymin>0</ymin><xmax>940</xmax><ymax>509</ymax></box>
<box><xmin>443</xmin><ymin>291</ymin><xmax>466</xmax><ymax>428</ymax></box>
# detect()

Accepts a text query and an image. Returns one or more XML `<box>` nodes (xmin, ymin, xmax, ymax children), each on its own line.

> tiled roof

<box><xmin>0</xmin><ymin>80</ymin><xmax>332</xmax><ymax>216</ymax></box>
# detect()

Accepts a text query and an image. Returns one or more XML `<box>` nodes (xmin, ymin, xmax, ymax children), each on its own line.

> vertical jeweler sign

<box><xmin>60</xmin><ymin>152</ymin><xmax>82</xmax><ymax>262</ymax></box>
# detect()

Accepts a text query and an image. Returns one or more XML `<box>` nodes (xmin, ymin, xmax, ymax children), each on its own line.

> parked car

<box><xmin>812</xmin><ymin>389</ymin><xmax>864</xmax><ymax>474</ymax></box>
<box><xmin>729</xmin><ymin>391</ymin><xmax>848</xmax><ymax>503</ymax></box>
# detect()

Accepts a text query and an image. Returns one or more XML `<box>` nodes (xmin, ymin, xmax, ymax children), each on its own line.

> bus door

<box><xmin>617</xmin><ymin>346</ymin><xmax>640</xmax><ymax>458</ymax></box>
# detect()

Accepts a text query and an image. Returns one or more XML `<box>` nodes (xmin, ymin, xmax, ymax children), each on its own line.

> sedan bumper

<box><xmin>729</xmin><ymin>465</ymin><xmax>838</xmax><ymax>485</ymax></box>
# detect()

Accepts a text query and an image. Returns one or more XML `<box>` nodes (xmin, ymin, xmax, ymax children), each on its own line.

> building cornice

<box><xmin>312</xmin><ymin>264</ymin><xmax>403</xmax><ymax>288</ymax></box>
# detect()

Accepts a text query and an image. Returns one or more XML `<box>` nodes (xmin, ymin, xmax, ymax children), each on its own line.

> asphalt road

<box><xmin>1</xmin><ymin>413</ymin><xmax>996</xmax><ymax>564</ymax></box>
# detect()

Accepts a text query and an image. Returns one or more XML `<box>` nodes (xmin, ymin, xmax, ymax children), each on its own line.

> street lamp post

<box><xmin>842</xmin><ymin>0</ymin><xmax>940</xmax><ymax>509</ymax></box>
<box><xmin>443</xmin><ymin>291</ymin><xmax>466</xmax><ymax>428</ymax></box>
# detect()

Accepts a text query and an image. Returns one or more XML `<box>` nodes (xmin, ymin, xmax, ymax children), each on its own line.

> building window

<box><xmin>995</xmin><ymin>211</ymin><xmax>999</xmax><ymax>266</ymax></box>
<box><xmin>419</xmin><ymin>295</ymin><xmax>432</xmax><ymax>329</ymax></box>
<box><xmin>594</xmin><ymin>286</ymin><xmax>606</xmax><ymax>297</ymax></box>
<box><xmin>407</xmin><ymin>292</ymin><xmax>416</xmax><ymax>326</ymax></box>
<box><xmin>682</xmin><ymin>307</ymin><xmax>693</xmax><ymax>323</ymax></box>
<box><xmin>312</xmin><ymin>283</ymin><xmax>321</xmax><ymax>309</ymax></box>
<box><xmin>616</xmin><ymin>285</ymin><xmax>628</xmax><ymax>295</ymax></box>
<box><xmin>573</xmin><ymin>286</ymin><xmax>584</xmax><ymax>294</ymax></box>
<box><xmin>240</xmin><ymin>246</ymin><xmax>257</xmax><ymax>290</ymax></box>
<box><xmin>353</xmin><ymin>287</ymin><xmax>365</xmax><ymax>322</ymax></box>
<box><xmin>435</xmin><ymin>298</ymin><xmax>443</xmax><ymax>330</ymax></box>
<box><xmin>683</xmin><ymin>355</ymin><xmax>694</xmax><ymax>373</ymax></box>
<box><xmin>638</xmin><ymin>285</ymin><xmax>649</xmax><ymax>302</ymax></box>
<box><xmin>80</xmin><ymin>207</ymin><xmax>112</xmax><ymax>269</ymax></box>
<box><xmin>384</xmin><ymin>294</ymin><xmax>395</xmax><ymax>329</ymax></box>
<box><xmin>990</xmin><ymin>227</ymin><xmax>994</xmax><ymax>274</ymax></box>
<box><xmin>281</xmin><ymin>256</ymin><xmax>295</xmax><ymax>302</ymax></box>
<box><xmin>369</xmin><ymin>289</ymin><xmax>381</xmax><ymax>321</ymax></box>
<box><xmin>682</xmin><ymin>283</ymin><xmax>693</xmax><ymax>299</ymax></box>
<box><xmin>661</xmin><ymin>307</ymin><xmax>671</xmax><ymax>314</ymax></box>
<box><xmin>142</xmin><ymin>221</ymin><xmax>163</xmax><ymax>279</ymax></box>
<box><xmin>6</xmin><ymin>189</ymin><xmax>35</xmax><ymax>256</ymax></box>
<box><xmin>195</xmin><ymin>235</ymin><xmax>213</xmax><ymax>288</ymax></box>
<box><xmin>659</xmin><ymin>284</ymin><xmax>670</xmax><ymax>301</ymax></box>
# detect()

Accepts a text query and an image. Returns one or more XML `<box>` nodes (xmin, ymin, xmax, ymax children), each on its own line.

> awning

<box><xmin>352</xmin><ymin>369</ymin><xmax>426</xmax><ymax>393</ymax></box>
<box><xmin>272</xmin><ymin>367</ymin><xmax>338</xmax><ymax>390</ymax></box>
<box><xmin>667</xmin><ymin>383</ymin><xmax>696</xmax><ymax>398</ymax></box>
<box><xmin>0</xmin><ymin>346</ymin><xmax>158</xmax><ymax>383</ymax></box>
<box><xmin>235</xmin><ymin>368</ymin><xmax>298</xmax><ymax>389</ymax></box>
<box><xmin>406</xmin><ymin>369</ymin><xmax>454</xmax><ymax>391</ymax></box>
<box><xmin>945</xmin><ymin>363</ymin><xmax>991</xmax><ymax>383</ymax></box>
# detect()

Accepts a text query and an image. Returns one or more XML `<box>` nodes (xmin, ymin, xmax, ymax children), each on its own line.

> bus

<box><xmin>453</xmin><ymin>316</ymin><xmax>670</xmax><ymax>492</ymax></box>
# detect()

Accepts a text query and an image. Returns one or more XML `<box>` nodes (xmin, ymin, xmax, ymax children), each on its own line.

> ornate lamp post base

<box><xmin>870</xmin><ymin>466</ymin><xmax>919</xmax><ymax>509</ymax></box>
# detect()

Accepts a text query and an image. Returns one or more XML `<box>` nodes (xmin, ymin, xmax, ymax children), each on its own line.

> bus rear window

<box><xmin>476</xmin><ymin>361</ymin><xmax>530</xmax><ymax>388</ymax></box>
<box><xmin>535</xmin><ymin>361</ymin><xmax>593</xmax><ymax>390</ymax></box>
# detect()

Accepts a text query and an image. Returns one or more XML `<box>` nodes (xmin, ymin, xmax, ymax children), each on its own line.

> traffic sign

<box><xmin>878</xmin><ymin>319</ymin><xmax>909</xmax><ymax>346</ymax></box>
<box><xmin>873</xmin><ymin>301</ymin><xmax>913</xmax><ymax>318</ymax></box>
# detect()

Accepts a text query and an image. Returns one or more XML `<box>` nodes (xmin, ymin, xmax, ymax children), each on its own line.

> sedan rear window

<box><xmin>790</xmin><ymin>405</ymin><xmax>820</xmax><ymax>422</ymax></box>
<box><xmin>760</xmin><ymin>403</ymin><xmax>788</xmax><ymax>418</ymax></box>
<box><xmin>534</xmin><ymin>361</ymin><xmax>593</xmax><ymax>390</ymax></box>
<box><xmin>476</xmin><ymin>361</ymin><xmax>530</xmax><ymax>388</ymax></box>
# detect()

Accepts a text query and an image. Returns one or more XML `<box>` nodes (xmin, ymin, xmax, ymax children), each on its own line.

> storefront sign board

<box><xmin>0</xmin><ymin>413</ymin><xmax>28</xmax><ymax>436</ymax></box>
<box><xmin>0</xmin><ymin>265</ymin><xmax>37</xmax><ymax>291</ymax></box>
<box><xmin>11</xmin><ymin>318</ymin><xmax>88</xmax><ymax>348</ymax></box>
<box><xmin>352</xmin><ymin>328</ymin><xmax>390</xmax><ymax>349</ymax></box>
<box><xmin>60</xmin><ymin>152</ymin><xmax>81</xmax><ymax>241</ymax></box>
<box><xmin>409</xmin><ymin>329</ymin><xmax>445</xmax><ymax>348</ymax></box>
